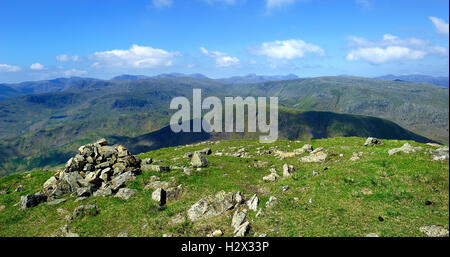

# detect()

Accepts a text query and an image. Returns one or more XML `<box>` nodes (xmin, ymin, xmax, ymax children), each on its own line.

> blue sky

<box><xmin>0</xmin><ymin>0</ymin><xmax>448</xmax><ymax>83</ymax></box>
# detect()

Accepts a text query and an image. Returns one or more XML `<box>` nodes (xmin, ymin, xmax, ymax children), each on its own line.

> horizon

<box><xmin>1</xmin><ymin>72</ymin><xmax>450</xmax><ymax>84</ymax></box>
<box><xmin>1</xmin><ymin>0</ymin><xmax>449</xmax><ymax>83</ymax></box>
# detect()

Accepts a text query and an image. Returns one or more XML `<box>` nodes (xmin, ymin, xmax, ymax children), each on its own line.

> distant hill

<box><xmin>377</xmin><ymin>74</ymin><xmax>449</xmax><ymax>87</ymax></box>
<box><xmin>218</xmin><ymin>73</ymin><xmax>299</xmax><ymax>84</ymax></box>
<box><xmin>0</xmin><ymin>108</ymin><xmax>434</xmax><ymax>177</ymax></box>
<box><xmin>111</xmin><ymin>73</ymin><xmax>209</xmax><ymax>81</ymax></box>
<box><xmin>0</xmin><ymin>75</ymin><xmax>448</xmax><ymax>176</ymax></box>
<box><xmin>0</xmin><ymin>77</ymin><xmax>99</xmax><ymax>100</ymax></box>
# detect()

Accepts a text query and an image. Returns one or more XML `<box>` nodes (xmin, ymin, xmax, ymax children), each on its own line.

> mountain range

<box><xmin>0</xmin><ymin>74</ymin><xmax>448</xmax><ymax>176</ymax></box>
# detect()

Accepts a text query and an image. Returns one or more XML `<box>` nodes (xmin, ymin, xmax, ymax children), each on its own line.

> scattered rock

<box><xmin>299</xmin><ymin>150</ymin><xmax>327</xmax><ymax>163</ymax></box>
<box><xmin>388</xmin><ymin>143</ymin><xmax>421</xmax><ymax>155</ymax></box>
<box><xmin>166</xmin><ymin>185</ymin><xmax>184</xmax><ymax>201</ymax></box>
<box><xmin>419</xmin><ymin>225</ymin><xmax>449</xmax><ymax>237</ymax></box>
<box><xmin>426</xmin><ymin>143</ymin><xmax>441</xmax><ymax>147</ymax></box>
<box><xmin>191</xmin><ymin>152</ymin><xmax>209</xmax><ymax>168</ymax></box>
<box><xmin>72</xmin><ymin>204</ymin><xmax>99</xmax><ymax>218</ymax></box>
<box><xmin>293</xmin><ymin>144</ymin><xmax>313</xmax><ymax>155</ymax></box>
<box><xmin>265</xmin><ymin>196</ymin><xmax>279</xmax><ymax>207</ymax></box>
<box><xmin>282</xmin><ymin>164</ymin><xmax>296</xmax><ymax>177</ymax></box>
<box><xmin>281</xmin><ymin>185</ymin><xmax>290</xmax><ymax>192</ymax></box>
<box><xmin>234</xmin><ymin>221</ymin><xmax>250</xmax><ymax>237</ymax></box>
<box><xmin>253</xmin><ymin>161</ymin><xmax>269</xmax><ymax>168</ymax></box>
<box><xmin>115</xmin><ymin>188</ymin><xmax>137</xmax><ymax>200</ymax></box>
<box><xmin>58</xmin><ymin>224</ymin><xmax>79</xmax><ymax>237</ymax></box>
<box><xmin>212</xmin><ymin>230</ymin><xmax>223</xmax><ymax>237</ymax></box>
<box><xmin>20</xmin><ymin>193</ymin><xmax>47</xmax><ymax>210</ymax></box>
<box><xmin>197</xmin><ymin>148</ymin><xmax>212</xmax><ymax>155</ymax></box>
<box><xmin>350</xmin><ymin>152</ymin><xmax>363</xmax><ymax>161</ymax></box>
<box><xmin>364</xmin><ymin>137</ymin><xmax>383</xmax><ymax>146</ymax></box>
<box><xmin>152</xmin><ymin>188</ymin><xmax>166</xmax><ymax>206</ymax></box>
<box><xmin>93</xmin><ymin>188</ymin><xmax>112</xmax><ymax>197</ymax></box>
<box><xmin>0</xmin><ymin>205</ymin><xmax>5</xmax><ymax>211</ymax></box>
<box><xmin>117</xmin><ymin>232</ymin><xmax>128</xmax><ymax>237</ymax></box>
<box><xmin>231</xmin><ymin>208</ymin><xmax>248</xmax><ymax>229</ymax></box>
<box><xmin>263</xmin><ymin>168</ymin><xmax>279</xmax><ymax>182</ymax></box>
<box><xmin>46</xmin><ymin>198</ymin><xmax>67</xmax><ymax>206</ymax></box>
<box><xmin>312</xmin><ymin>171</ymin><xmax>320</xmax><ymax>177</ymax></box>
<box><xmin>75</xmin><ymin>197</ymin><xmax>87</xmax><ymax>202</ymax></box>
<box><xmin>246</xmin><ymin>194</ymin><xmax>259</xmax><ymax>211</ymax></box>
<box><xmin>184</xmin><ymin>152</ymin><xmax>193</xmax><ymax>158</ymax></box>
<box><xmin>366</xmin><ymin>233</ymin><xmax>379</xmax><ymax>237</ymax></box>
<box><xmin>187</xmin><ymin>191</ymin><xmax>240</xmax><ymax>221</ymax></box>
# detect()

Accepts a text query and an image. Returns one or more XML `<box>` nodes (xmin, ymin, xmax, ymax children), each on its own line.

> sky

<box><xmin>0</xmin><ymin>0</ymin><xmax>449</xmax><ymax>83</ymax></box>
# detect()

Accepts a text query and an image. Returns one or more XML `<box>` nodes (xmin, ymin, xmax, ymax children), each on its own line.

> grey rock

<box><xmin>46</xmin><ymin>198</ymin><xmax>67</xmax><ymax>206</ymax></box>
<box><xmin>14</xmin><ymin>185</ymin><xmax>25</xmax><ymax>192</ymax></box>
<box><xmin>282</xmin><ymin>164</ymin><xmax>296</xmax><ymax>177</ymax></box>
<box><xmin>246</xmin><ymin>194</ymin><xmax>259</xmax><ymax>211</ymax></box>
<box><xmin>20</xmin><ymin>193</ymin><xmax>47</xmax><ymax>210</ymax></box>
<box><xmin>191</xmin><ymin>152</ymin><xmax>209</xmax><ymax>168</ymax></box>
<box><xmin>265</xmin><ymin>196</ymin><xmax>279</xmax><ymax>208</ymax></box>
<box><xmin>187</xmin><ymin>191</ymin><xmax>238</xmax><ymax>221</ymax></box>
<box><xmin>231</xmin><ymin>208</ymin><xmax>248</xmax><ymax>229</ymax></box>
<box><xmin>299</xmin><ymin>151</ymin><xmax>327</xmax><ymax>163</ymax></box>
<box><xmin>72</xmin><ymin>204</ymin><xmax>99</xmax><ymax>217</ymax></box>
<box><xmin>111</xmin><ymin>171</ymin><xmax>135</xmax><ymax>191</ymax></box>
<box><xmin>364</xmin><ymin>137</ymin><xmax>383</xmax><ymax>146</ymax></box>
<box><xmin>93</xmin><ymin>188</ymin><xmax>112</xmax><ymax>197</ymax></box>
<box><xmin>152</xmin><ymin>188</ymin><xmax>167</xmax><ymax>206</ymax></box>
<box><xmin>115</xmin><ymin>188</ymin><xmax>137</xmax><ymax>200</ymax></box>
<box><xmin>166</xmin><ymin>185</ymin><xmax>183</xmax><ymax>201</ymax></box>
<box><xmin>281</xmin><ymin>185</ymin><xmax>290</xmax><ymax>192</ymax></box>
<box><xmin>388</xmin><ymin>143</ymin><xmax>421</xmax><ymax>155</ymax></box>
<box><xmin>234</xmin><ymin>221</ymin><xmax>250</xmax><ymax>237</ymax></box>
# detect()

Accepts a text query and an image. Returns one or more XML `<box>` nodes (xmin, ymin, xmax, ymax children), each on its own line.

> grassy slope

<box><xmin>0</xmin><ymin>137</ymin><xmax>448</xmax><ymax>237</ymax></box>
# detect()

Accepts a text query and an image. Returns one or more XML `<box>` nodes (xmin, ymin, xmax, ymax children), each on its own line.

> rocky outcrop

<box><xmin>42</xmin><ymin>139</ymin><xmax>141</xmax><ymax>201</ymax></box>
<box><xmin>419</xmin><ymin>225</ymin><xmax>449</xmax><ymax>237</ymax></box>
<box><xmin>298</xmin><ymin>147</ymin><xmax>327</xmax><ymax>162</ymax></box>
<box><xmin>115</xmin><ymin>188</ymin><xmax>137</xmax><ymax>200</ymax></box>
<box><xmin>388</xmin><ymin>143</ymin><xmax>421</xmax><ymax>155</ymax></box>
<box><xmin>187</xmin><ymin>191</ymin><xmax>241</xmax><ymax>221</ymax></box>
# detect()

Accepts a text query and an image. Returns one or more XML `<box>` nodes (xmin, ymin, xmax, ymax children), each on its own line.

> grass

<box><xmin>0</xmin><ymin>137</ymin><xmax>448</xmax><ymax>237</ymax></box>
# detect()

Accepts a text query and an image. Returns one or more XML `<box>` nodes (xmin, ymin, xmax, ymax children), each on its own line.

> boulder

<box><xmin>197</xmin><ymin>148</ymin><xmax>212</xmax><ymax>155</ymax></box>
<box><xmin>293</xmin><ymin>144</ymin><xmax>313</xmax><ymax>155</ymax></box>
<box><xmin>166</xmin><ymin>185</ymin><xmax>183</xmax><ymax>201</ymax></box>
<box><xmin>234</xmin><ymin>221</ymin><xmax>250</xmax><ymax>237</ymax></box>
<box><xmin>152</xmin><ymin>188</ymin><xmax>167</xmax><ymax>206</ymax></box>
<box><xmin>111</xmin><ymin>171</ymin><xmax>136</xmax><ymax>191</ymax></box>
<box><xmin>141</xmin><ymin>165</ymin><xmax>170</xmax><ymax>172</ymax></box>
<box><xmin>20</xmin><ymin>193</ymin><xmax>47</xmax><ymax>210</ymax></box>
<box><xmin>246</xmin><ymin>194</ymin><xmax>259</xmax><ymax>211</ymax></box>
<box><xmin>282</xmin><ymin>164</ymin><xmax>296</xmax><ymax>177</ymax></box>
<box><xmin>388</xmin><ymin>143</ymin><xmax>421</xmax><ymax>155</ymax></box>
<box><xmin>73</xmin><ymin>204</ymin><xmax>99</xmax><ymax>217</ymax></box>
<box><xmin>364</xmin><ymin>137</ymin><xmax>383</xmax><ymax>146</ymax></box>
<box><xmin>265</xmin><ymin>196</ymin><xmax>279</xmax><ymax>208</ymax></box>
<box><xmin>191</xmin><ymin>152</ymin><xmax>209</xmax><ymax>168</ymax></box>
<box><xmin>263</xmin><ymin>169</ymin><xmax>279</xmax><ymax>182</ymax></box>
<box><xmin>231</xmin><ymin>208</ymin><xmax>248</xmax><ymax>229</ymax></box>
<box><xmin>115</xmin><ymin>188</ymin><xmax>137</xmax><ymax>200</ymax></box>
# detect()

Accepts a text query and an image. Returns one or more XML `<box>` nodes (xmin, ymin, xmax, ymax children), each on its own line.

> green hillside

<box><xmin>0</xmin><ymin>108</ymin><xmax>434</xmax><ymax>177</ymax></box>
<box><xmin>0</xmin><ymin>137</ymin><xmax>448</xmax><ymax>237</ymax></box>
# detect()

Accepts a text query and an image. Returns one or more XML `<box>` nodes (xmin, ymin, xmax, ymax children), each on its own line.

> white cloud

<box><xmin>200</xmin><ymin>47</ymin><xmax>240</xmax><ymax>67</ymax></box>
<box><xmin>30</xmin><ymin>63</ymin><xmax>45</xmax><ymax>70</ymax></box>
<box><xmin>63</xmin><ymin>69</ymin><xmax>87</xmax><ymax>77</ymax></box>
<box><xmin>56</xmin><ymin>54</ymin><xmax>80</xmax><ymax>62</ymax></box>
<box><xmin>250</xmin><ymin>39</ymin><xmax>325</xmax><ymax>59</ymax></box>
<box><xmin>152</xmin><ymin>0</ymin><xmax>173</xmax><ymax>8</ymax></box>
<box><xmin>92</xmin><ymin>44</ymin><xmax>179</xmax><ymax>68</ymax></box>
<box><xmin>429</xmin><ymin>16</ymin><xmax>449</xmax><ymax>36</ymax></box>
<box><xmin>0</xmin><ymin>64</ymin><xmax>21</xmax><ymax>72</ymax></box>
<box><xmin>346</xmin><ymin>34</ymin><xmax>448</xmax><ymax>64</ymax></box>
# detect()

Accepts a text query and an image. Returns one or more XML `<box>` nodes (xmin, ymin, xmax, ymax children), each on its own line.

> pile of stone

<box><xmin>42</xmin><ymin>138</ymin><xmax>141</xmax><ymax>201</ymax></box>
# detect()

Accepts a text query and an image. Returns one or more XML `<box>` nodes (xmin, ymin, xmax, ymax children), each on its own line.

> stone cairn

<box><xmin>42</xmin><ymin>138</ymin><xmax>141</xmax><ymax>200</ymax></box>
